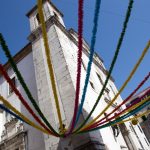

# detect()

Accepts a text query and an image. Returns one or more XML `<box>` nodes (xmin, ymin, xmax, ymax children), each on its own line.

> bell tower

<box><xmin>26</xmin><ymin>0</ymin><xmax>105</xmax><ymax>149</ymax></box>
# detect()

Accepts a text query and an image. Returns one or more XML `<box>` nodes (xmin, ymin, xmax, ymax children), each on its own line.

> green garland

<box><xmin>0</xmin><ymin>33</ymin><xmax>59</xmax><ymax>136</ymax></box>
<box><xmin>74</xmin><ymin>0</ymin><xmax>134</xmax><ymax>133</ymax></box>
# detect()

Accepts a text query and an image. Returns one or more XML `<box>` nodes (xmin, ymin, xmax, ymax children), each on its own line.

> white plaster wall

<box><xmin>0</xmin><ymin>52</ymin><xmax>45</xmax><ymax>150</ymax></box>
<box><xmin>55</xmin><ymin>25</ymin><xmax>129</xmax><ymax>149</ymax></box>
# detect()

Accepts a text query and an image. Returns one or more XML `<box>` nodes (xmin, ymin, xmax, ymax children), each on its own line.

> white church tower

<box><xmin>0</xmin><ymin>0</ymin><xmax>150</xmax><ymax>150</ymax></box>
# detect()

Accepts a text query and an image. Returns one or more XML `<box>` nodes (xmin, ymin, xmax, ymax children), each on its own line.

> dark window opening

<box><xmin>144</xmin><ymin>138</ymin><xmax>149</xmax><ymax>146</ymax></box>
<box><xmin>82</xmin><ymin>60</ymin><xmax>86</xmax><ymax>70</ymax></box>
<box><xmin>36</xmin><ymin>13</ymin><xmax>41</xmax><ymax>24</ymax></box>
<box><xmin>137</xmin><ymin>125</ymin><xmax>143</xmax><ymax>133</ymax></box>
<box><xmin>90</xmin><ymin>81</ymin><xmax>95</xmax><ymax>90</ymax></box>
<box><xmin>54</xmin><ymin>12</ymin><xmax>59</xmax><ymax>20</ymax></box>
<box><xmin>96</xmin><ymin>73</ymin><xmax>103</xmax><ymax>85</ymax></box>
<box><xmin>9</xmin><ymin>77</ymin><xmax>16</xmax><ymax>95</ymax></box>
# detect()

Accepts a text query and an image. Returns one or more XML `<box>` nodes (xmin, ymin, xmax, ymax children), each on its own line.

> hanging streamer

<box><xmin>0</xmin><ymin>63</ymin><xmax>57</xmax><ymax>136</ymax></box>
<box><xmin>79</xmin><ymin>95</ymin><xmax>150</xmax><ymax>134</ymax></box>
<box><xmin>37</xmin><ymin>0</ymin><xmax>63</xmax><ymax>133</ymax></box>
<box><xmin>0</xmin><ymin>33</ymin><xmax>59</xmax><ymax>136</ymax></box>
<box><xmin>74</xmin><ymin>0</ymin><xmax>134</xmax><ymax>133</ymax></box>
<box><xmin>0</xmin><ymin>95</ymin><xmax>54</xmax><ymax>135</ymax></box>
<box><xmin>67</xmin><ymin>0</ymin><xmax>84</xmax><ymax>135</ymax></box>
<box><xmin>83</xmin><ymin>72</ymin><xmax>150</xmax><ymax>130</ymax></box>
<box><xmin>75</xmin><ymin>0</ymin><xmax>102</xmax><ymax>128</ymax></box>
<box><xmin>82</xmin><ymin>40</ymin><xmax>150</xmax><ymax>131</ymax></box>
<box><xmin>84</xmin><ymin>94</ymin><xmax>150</xmax><ymax>131</ymax></box>
<box><xmin>0</xmin><ymin>104</ymin><xmax>26</xmax><ymax>123</ymax></box>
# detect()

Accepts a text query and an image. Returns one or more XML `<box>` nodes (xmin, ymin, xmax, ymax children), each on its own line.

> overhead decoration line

<box><xmin>79</xmin><ymin>95</ymin><xmax>150</xmax><ymax>134</ymax></box>
<box><xmin>0</xmin><ymin>33</ymin><xmax>59</xmax><ymax>136</ymax></box>
<box><xmin>68</xmin><ymin>0</ymin><xmax>84</xmax><ymax>135</ymax></box>
<box><xmin>0</xmin><ymin>63</ymin><xmax>57</xmax><ymax>136</ymax></box>
<box><xmin>84</xmin><ymin>72</ymin><xmax>150</xmax><ymax>130</ymax></box>
<box><xmin>38</xmin><ymin>0</ymin><xmax>63</xmax><ymax>133</ymax></box>
<box><xmin>81</xmin><ymin>40</ymin><xmax>150</xmax><ymax>131</ymax></box>
<box><xmin>75</xmin><ymin>0</ymin><xmax>102</xmax><ymax>127</ymax></box>
<box><xmin>0</xmin><ymin>104</ymin><xmax>26</xmax><ymax>123</ymax></box>
<box><xmin>84</xmin><ymin>92</ymin><xmax>150</xmax><ymax>131</ymax></box>
<box><xmin>75</xmin><ymin>0</ymin><xmax>134</xmax><ymax>133</ymax></box>
<box><xmin>0</xmin><ymin>95</ymin><xmax>54</xmax><ymax>135</ymax></box>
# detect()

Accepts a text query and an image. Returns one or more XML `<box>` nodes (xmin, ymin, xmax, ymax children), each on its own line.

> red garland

<box><xmin>67</xmin><ymin>0</ymin><xmax>84</xmax><ymax>135</ymax></box>
<box><xmin>0</xmin><ymin>64</ymin><xmax>57</xmax><ymax>136</ymax></box>
<box><xmin>84</xmin><ymin>72</ymin><xmax>150</xmax><ymax>130</ymax></box>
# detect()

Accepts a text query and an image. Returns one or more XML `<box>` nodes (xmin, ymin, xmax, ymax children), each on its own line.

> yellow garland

<box><xmin>81</xmin><ymin>41</ymin><xmax>150</xmax><ymax>131</ymax></box>
<box><xmin>80</xmin><ymin>95</ymin><xmax>150</xmax><ymax>132</ymax></box>
<box><xmin>112</xmin><ymin>108</ymin><xmax>150</xmax><ymax>127</ymax></box>
<box><xmin>0</xmin><ymin>95</ymin><xmax>52</xmax><ymax>135</ymax></box>
<box><xmin>37</xmin><ymin>0</ymin><xmax>63</xmax><ymax>132</ymax></box>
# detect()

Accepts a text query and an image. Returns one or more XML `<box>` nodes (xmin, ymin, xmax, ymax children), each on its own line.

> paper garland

<box><xmin>38</xmin><ymin>0</ymin><xmax>63</xmax><ymax>133</ymax></box>
<box><xmin>82</xmin><ymin>71</ymin><xmax>150</xmax><ymax>130</ymax></box>
<box><xmin>68</xmin><ymin>0</ymin><xmax>84</xmax><ymax>135</ymax></box>
<box><xmin>75</xmin><ymin>0</ymin><xmax>102</xmax><ymax>129</ymax></box>
<box><xmin>0</xmin><ymin>33</ymin><xmax>59</xmax><ymax>136</ymax></box>
<box><xmin>81</xmin><ymin>40</ymin><xmax>150</xmax><ymax>131</ymax></box>
<box><xmin>74</xmin><ymin>0</ymin><xmax>134</xmax><ymax>133</ymax></box>
<box><xmin>0</xmin><ymin>63</ymin><xmax>55</xmax><ymax>136</ymax></box>
<box><xmin>0</xmin><ymin>95</ymin><xmax>54</xmax><ymax>136</ymax></box>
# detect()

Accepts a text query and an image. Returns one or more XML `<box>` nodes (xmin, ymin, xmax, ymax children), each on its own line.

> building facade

<box><xmin>0</xmin><ymin>0</ymin><xmax>149</xmax><ymax>150</ymax></box>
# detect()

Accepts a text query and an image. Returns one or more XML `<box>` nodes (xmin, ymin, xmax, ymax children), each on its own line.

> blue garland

<box><xmin>75</xmin><ymin>0</ymin><xmax>102</xmax><ymax>125</ymax></box>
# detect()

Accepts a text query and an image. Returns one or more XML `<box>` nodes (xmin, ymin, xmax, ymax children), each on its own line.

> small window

<box><xmin>137</xmin><ymin>124</ymin><xmax>143</xmax><ymax>133</ymax></box>
<box><xmin>90</xmin><ymin>81</ymin><xmax>95</xmax><ymax>90</ymax></box>
<box><xmin>36</xmin><ymin>13</ymin><xmax>41</xmax><ymax>24</ymax></box>
<box><xmin>144</xmin><ymin>138</ymin><xmax>149</xmax><ymax>146</ymax></box>
<box><xmin>96</xmin><ymin>73</ymin><xmax>103</xmax><ymax>85</ymax></box>
<box><xmin>54</xmin><ymin>12</ymin><xmax>59</xmax><ymax>20</ymax></box>
<box><xmin>82</xmin><ymin>60</ymin><xmax>86</xmax><ymax>70</ymax></box>
<box><xmin>9</xmin><ymin>77</ymin><xmax>16</xmax><ymax>95</ymax></box>
<box><xmin>110</xmin><ymin>85</ymin><xmax>116</xmax><ymax>96</ymax></box>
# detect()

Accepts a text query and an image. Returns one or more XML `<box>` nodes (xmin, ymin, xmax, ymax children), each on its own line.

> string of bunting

<box><xmin>0</xmin><ymin>63</ymin><xmax>56</xmax><ymax>136</ymax></box>
<box><xmin>68</xmin><ymin>0</ymin><xmax>84</xmax><ymax>135</ymax></box>
<box><xmin>79</xmin><ymin>95</ymin><xmax>150</xmax><ymax>134</ymax></box>
<box><xmin>0</xmin><ymin>0</ymin><xmax>149</xmax><ymax>137</ymax></box>
<box><xmin>84</xmin><ymin>91</ymin><xmax>150</xmax><ymax>131</ymax></box>
<box><xmin>0</xmin><ymin>33</ymin><xmax>59</xmax><ymax>136</ymax></box>
<box><xmin>83</xmin><ymin>71</ymin><xmax>150</xmax><ymax>130</ymax></box>
<box><xmin>74</xmin><ymin>0</ymin><xmax>134</xmax><ymax>133</ymax></box>
<box><xmin>75</xmin><ymin>0</ymin><xmax>102</xmax><ymax>128</ymax></box>
<box><xmin>38</xmin><ymin>0</ymin><xmax>63</xmax><ymax>133</ymax></box>
<box><xmin>81</xmin><ymin>40</ymin><xmax>150</xmax><ymax>131</ymax></box>
<box><xmin>0</xmin><ymin>104</ymin><xmax>26</xmax><ymax>123</ymax></box>
<box><xmin>0</xmin><ymin>95</ymin><xmax>54</xmax><ymax>135</ymax></box>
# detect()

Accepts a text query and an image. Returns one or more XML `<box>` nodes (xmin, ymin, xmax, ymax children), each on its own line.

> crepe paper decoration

<box><xmin>0</xmin><ymin>104</ymin><xmax>26</xmax><ymax>123</ymax></box>
<box><xmin>83</xmin><ymin>72</ymin><xmax>150</xmax><ymax>130</ymax></box>
<box><xmin>75</xmin><ymin>0</ymin><xmax>102</xmax><ymax>129</ymax></box>
<box><xmin>67</xmin><ymin>0</ymin><xmax>84</xmax><ymax>135</ymax></box>
<box><xmin>74</xmin><ymin>0</ymin><xmax>134</xmax><ymax>133</ymax></box>
<box><xmin>79</xmin><ymin>95</ymin><xmax>150</xmax><ymax>134</ymax></box>
<box><xmin>0</xmin><ymin>95</ymin><xmax>54</xmax><ymax>136</ymax></box>
<box><xmin>81</xmin><ymin>40</ymin><xmax>150</xmax><ymax>132</ymax></box>
<box><xmin>0</xmin><ymin>33</ymin><xmax>59</xmax><ymax>136</ymax></box>
<box><xmin>84</xmin><ymin>91</ymin><xmax>150</xmax><ymax>130</ymax></box>
<box><xmin>0</xmin><ymin>63</ymin><xmax>57</xmax><ymax>136</ymax></box>
<box><xmin>38</xmin><ymin>0</ymin><xmax>63</xmax><ymax>133</ymax></box>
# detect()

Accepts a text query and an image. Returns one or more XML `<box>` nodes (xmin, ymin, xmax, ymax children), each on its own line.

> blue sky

<box><xmin>0</xmin><ymin>0</ymin><xmax>150</xmax><ymax>99</ymax></box>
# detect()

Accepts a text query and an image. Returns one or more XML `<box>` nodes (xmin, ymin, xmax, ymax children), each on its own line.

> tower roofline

<box><xmin>26</xmin><ymin>0</ymin><xmax>63</xmax><ymax>18</ymax></box>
